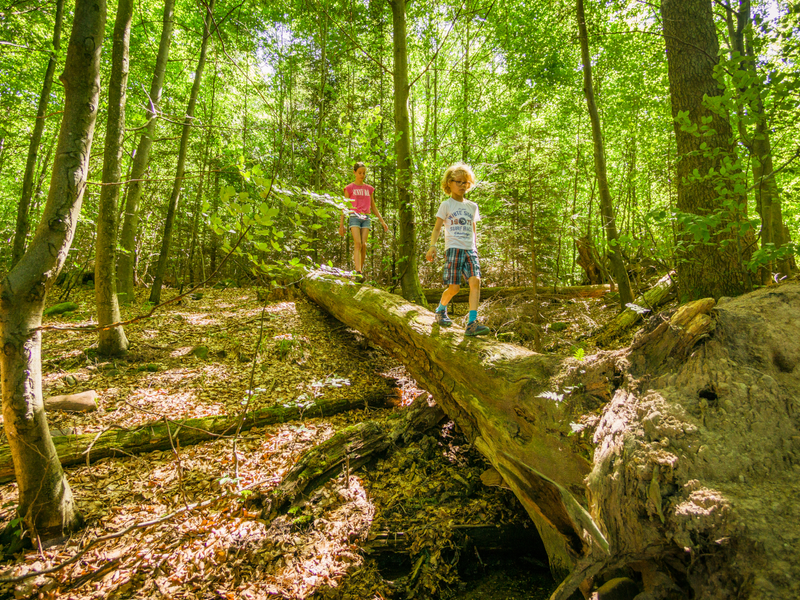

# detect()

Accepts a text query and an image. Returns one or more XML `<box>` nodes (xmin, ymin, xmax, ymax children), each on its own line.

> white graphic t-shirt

<box><xmin>435</xmin><ymin>197</ymin><xmax>480</xmax><ymax>250</ymax></box>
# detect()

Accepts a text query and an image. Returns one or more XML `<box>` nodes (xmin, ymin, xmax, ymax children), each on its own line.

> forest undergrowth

<box><xmin>0</xmin><ymin>282</ymin><xmax>626</xmax><ymax>599</ymax></box>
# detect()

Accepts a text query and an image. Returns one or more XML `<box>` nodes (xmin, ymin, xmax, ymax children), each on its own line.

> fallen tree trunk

<box><xmin>288</xmin><ymin>268</ymin><xmax>800</xmax><ymax>600</ymax></box>
<box><xmin>420</xmin><ymin>283</ymin><xmax>610</xmax><ymax>304</ymax></box>
<box><xmin>593</xmin><ymin>271</ymin><xmax>676</xmax><ymax>347</ymax></box>
<box><xmin>0</xmin><ymin>384</ymin><xmax>394</xmax><ymax>484</ymax></box>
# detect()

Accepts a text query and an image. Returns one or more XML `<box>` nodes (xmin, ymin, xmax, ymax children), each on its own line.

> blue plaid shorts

<box><xmin>443</xmin><ymin>248</ymin><xmax>481</xmax><ymax>285</ymax></box>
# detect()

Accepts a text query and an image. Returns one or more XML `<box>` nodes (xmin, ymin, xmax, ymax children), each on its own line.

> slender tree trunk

<box><xmin>150</xmin><ymin>0</ymin><xmax>215</xmax><ymax>304</ymax></box>
<box><xmin>576</xmin><ymin>0</ymin><xmax>633</xmax><ymax>308</ymax></box>
<box><xmin>117</xmin><ymin>0</ymin><xmax>176</xmax><ymax>303</ymax></box>
<box><xmin>312</xmin><ymin>12</ymin><xmax>327</xmax><ymax>265</ymax></box>
<box><xmin>390</xmin><ymin>0</ymin><xmax>426</xmax><ymax>305</ymax></box>
<box><xmin>462</xmin><ymin>8</ymin><xmax>470</xmax><ymax>162</ymax></box>
<box><xmin>95</xmin><ymin>0</ymin><xmax>132</xmax><ymax>356</ymax></box>
<box><xmin>11</xmin><ymin>0</ymin><xmax>65</xmax><ymax>267</ymax></box>
<box><xmin>660</xmin><ymin>0</ymin><xmax>750</xmax><ymax>300</ymax></box>
<box><xmin>0</xmin><ymin>0</ymin><xmax>105</xmax><ymax>538</ymax></box>
<box><xmin>727</xmin><ymin>1</ymin><xmax>791</xmax><ymax>282</ymax></box>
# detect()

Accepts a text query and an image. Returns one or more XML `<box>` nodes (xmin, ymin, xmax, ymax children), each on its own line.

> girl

<box><xmin>338</xmin><ymin>162</ymin><xmax>388</xmax><ymax>282</ymax></box>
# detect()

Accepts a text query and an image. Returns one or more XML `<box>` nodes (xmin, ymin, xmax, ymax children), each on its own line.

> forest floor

<box><xmin>0</xmin><ymin>280</ymin><xmax>630</xmax><ymax>600</ymax></box>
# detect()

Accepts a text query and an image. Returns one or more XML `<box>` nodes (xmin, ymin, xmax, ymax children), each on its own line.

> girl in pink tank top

<box><xmin>338</xmin><ymin>162</ymin><xmax>388</xmax><ymax>282</ymax></box>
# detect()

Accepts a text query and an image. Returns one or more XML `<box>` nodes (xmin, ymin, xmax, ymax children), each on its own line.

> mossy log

<box><xmin>593</xmin><ymin>272</ymin><xmax>676</xmax><ymax>347</ymax></box>
<box><xmin>420</xmin><ymin>284</ymin><xmax>610</xmax><ymax>304</ymax></box>
<box><xmin>0</xmin><ymin>384</ymin><xmax>394</xmax><ymax>484</ymax></box>
<box><xmin>262</xmin><ymin>394</ymin><xmax>445</xmax><ymax>517</ymax></box>
<box><xmin>289</xmin><ymin>268</ymin><xmax>800</xmax><ymax>600</ymax></box>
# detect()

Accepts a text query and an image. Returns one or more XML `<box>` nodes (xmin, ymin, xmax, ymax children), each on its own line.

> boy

<box><xmin>425</xmin><ymin>162</ymin><xmax>490</xmax><ymax>336</ymax></box>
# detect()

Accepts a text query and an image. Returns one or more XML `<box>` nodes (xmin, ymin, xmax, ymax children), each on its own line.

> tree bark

<box><xmin>11</xmin><ymin>0</ymin><xmax>66</xmax><ymax>268</ymax></box>
<box><xmin>95</xmin><ymin>0</ymin><xmax>133</xmax><ymax>356</ymax></box>
<box><xmin>0</xmin><ymin>0</ymin><xmax>105</xmax><ymax>538</ymax></box>
<box><xmin>117</xmin><ymin>0</ymin><xmax>176</xmax><ymax>304</ymax></box>
<box><xmin>576</xmin><ymin>0</ymin><xmax>634</xmax><ymax>309</ymax></box>
<box><xmin>149</xmin><ymin>0</ymin><xmax>215</xmax><ymax>304</ymax></box>
<box><xmin>390</xmin><ymin>0</ymin><xmax>426</xmax><ymax>306</ymax></box>
<box><xmin>660</xmin><ymin>0</ymin><xmax>751</xmax><ymax>300</ymax></box>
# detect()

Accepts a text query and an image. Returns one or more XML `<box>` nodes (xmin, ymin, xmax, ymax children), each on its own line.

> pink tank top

<box><xmin>344</xmin><ymin>183</ymin><xmax>373</xmax><ymax>214</ymax></box>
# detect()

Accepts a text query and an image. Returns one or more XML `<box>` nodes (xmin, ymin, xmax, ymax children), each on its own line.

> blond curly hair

<box><xmin>440</xmin><ymin>162</ymin><xmax>476</xmax><ymax>195</ymax></box>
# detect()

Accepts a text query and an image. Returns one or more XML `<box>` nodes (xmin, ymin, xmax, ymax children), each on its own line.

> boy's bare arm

<box><xmin>426</xmin><ymin>218</ymin><xmax>444</xmax><ymax>262</ymax></box>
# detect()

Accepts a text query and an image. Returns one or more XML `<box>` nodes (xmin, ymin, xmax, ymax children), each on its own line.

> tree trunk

<box><xmin>0</xmin><ymin>0</ymin><xmax>105</xmax><ymax>538</ymax></box>
<box><xmin>117</xmin><ymin>0</ymin><xmax>176</xmax><ymax>304</ymax></box>
<box><xmin>149</xmin><ymin>0</ymin><xmax>214</xmax><ymax>305</ymax></box>
<box><xmin>660</xmin><ymin>0</ymin><xmax>751</xmax><ymax>300</ymax></box>
<box><xmin>727</xmin><ymin>1</ymin><xmax>791</xmax><ymax>282</ymax></box>
<box><xmin>288</xmin><ymin>268</ymin><xmax>606</xmax><ymax>578</ymax></box>
<box><xmin>390</xmin><ymin>0</ymin><xmax>426</xmax><ymax>306</ymax></box>
<box><xmin>11</xmin><ymin>0</ymin><xmax>66</xmax><ymax>268</ymax></box>
<box><xmin>576</xmin><ymin>0</ymin><xmax>633</xmax><ymax>309</ymax></box>
<box><xmin>290</xmin><ymin>268</ymin><xmax>800</xmax><ymax>599</ymax></box>
<box><xmin>0</xmin><ymin>383</ymin><xmax>394</xmax><ymax>484</ymax></box>
<box><xmin>95</xmin><ymin>0</ymin><xmax>133</xmax><ymax>356</ymax></box>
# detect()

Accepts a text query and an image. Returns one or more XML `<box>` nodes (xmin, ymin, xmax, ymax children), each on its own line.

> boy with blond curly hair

<box><xmin>425</xmin><ymin>162</ymin><xmax>489</xmax><ymax>336</ymax></box>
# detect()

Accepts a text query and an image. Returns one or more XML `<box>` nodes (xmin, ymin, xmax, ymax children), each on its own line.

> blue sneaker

<box><xmin>435</xmin><ymin>309</ymin><xmax>453</xmax><ymax>327</ymax></box>
<box><xmin>465</xmin><ymin>320</ymin><xmax>490</xmax><ymax>336</ymax></box>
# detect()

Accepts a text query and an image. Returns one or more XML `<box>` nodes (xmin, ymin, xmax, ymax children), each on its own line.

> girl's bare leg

<box><xmin>350</xmin><ymin>227</ymin><xmax>363</xmax><ymax>271</ymax></box>
<box><xmin>360</xmin><ymin>227</ymin><xmax>369</xmax><ymax>272</ymax></box>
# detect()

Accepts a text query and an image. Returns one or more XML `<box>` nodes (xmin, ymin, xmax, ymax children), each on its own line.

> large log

<box><xmin>295</xmin><ymin>269</ymin><xmax>611</xmax><ymax>579</ymax></box>
<box><xmin>0</xmin><ymin>384</ymin><xmax>394</xmax><ymax>484</ymax></box>
<box><xmin>290</xmin><ymin>268</ymin><xmax>800</xmax><ymax>600</ymax></box>
<box><xmin>420</xmin><ymin>284</ymin><xmax>611</xmax><ymax>304</ymax></box>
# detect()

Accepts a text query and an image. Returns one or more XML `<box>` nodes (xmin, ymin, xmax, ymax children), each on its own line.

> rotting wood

<box><xmin>420</xmin><ymin>284</ymin><xmax>610</xmax><ymax>304</ymax></box>
<box><xmin>0</xmin><ymin>383</ymin><xmax>394</xmax><ymax>484</ymax></box>
<box><xmin>594</xmin><ymin>272</ymin><xmax>676</xmax><ymax>347</ymax></box>
<box><xmin>261</xmin><ymin>393</ymin><xmax>445</xmax><ymax>517</ymax></box>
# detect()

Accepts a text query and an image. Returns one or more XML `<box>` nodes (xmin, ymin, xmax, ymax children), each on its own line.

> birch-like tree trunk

<box><xmin>149</xmin><ymin>0</ymin><xmax>215</xmax><ymax>304</ymax></box>
<box><xmin>95</xmin><ymin>0</ymin><xmax>133</xmax><ymax>356</ymax></box>
<box><xmin>0</xmin><ymin>0</ymin><xmax>105</xmax><ymax>538</ymax></box>
<box><xmin>116</xmin><ymin>0</ymin><xmax>176</xmax><ymax>303</ymax></box>
<box><xmin>576</xmin><ymin>0</ymin><xmax>633</xmax><ymax>309</ymax></box>
<box><xmin>11</xmin><ymin>0</ymin><xmax>66</xmax><ymax>267</ymax></box>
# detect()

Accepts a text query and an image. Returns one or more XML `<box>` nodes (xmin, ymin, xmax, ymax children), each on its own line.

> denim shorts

<box><xmin>443</xmin><ymin>248</ymin><xmax>481</xmax><ymax>285</ymax></box>
<box><xmin>348</xmin><ymin>213</ymin><xmax>371</xmax><ymax>229</ymax></box>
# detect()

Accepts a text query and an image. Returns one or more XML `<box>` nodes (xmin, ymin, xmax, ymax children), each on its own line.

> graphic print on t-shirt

<box><xmin>436</xmin><ymin>198</ymin><xmax>480</xmax><ymax>250</ymax></box>
<box><xmin>344</xmin><ymin>183</ymin><xmax>373</xmax><ymax>214</ymax></box>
